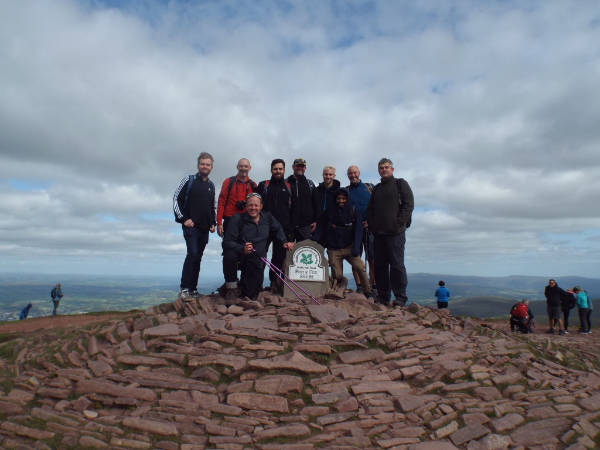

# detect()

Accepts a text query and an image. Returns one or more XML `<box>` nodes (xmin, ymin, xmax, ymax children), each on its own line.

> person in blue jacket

<box><xmin>435</xmin><ymin>280</ymin><xmax>450</xmax><ymax>309</ymax></box>
<box><xmin>19</xmin><ymin>303</ymin><xmax>32</xmax><ymax>320</ymax></box>
<box><xmin>569</xmin><ymin>286</ymin><xmax>592</xmax><ymax>334</ymax></box>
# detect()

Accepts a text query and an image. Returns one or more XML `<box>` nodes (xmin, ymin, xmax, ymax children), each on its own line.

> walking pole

<box><xmin>259</xmin><ymin>254</ymin><xmax>305</xmax><ymax>304</ymax></box>
<box><xmin>266</xmin><ymin>256</ymin><xmax>321</xmax><ymax>305</ymax></box>
<box><xmin>255</xmin><ymin>250</ymin><xmax>321</xmax><ymax>305</ymax></box>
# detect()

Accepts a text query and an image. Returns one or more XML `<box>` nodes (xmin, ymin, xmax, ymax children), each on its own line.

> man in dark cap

<box><xmin>287</xmin><ymin>158</ymin><xmax>320</xmax><ymax>242</ymax></box>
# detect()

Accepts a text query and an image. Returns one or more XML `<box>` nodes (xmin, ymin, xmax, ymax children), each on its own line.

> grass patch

<box><xmin>0</xmin><ymin>340</ymin><xmax>19</xmax><ymax>363</ymax></box>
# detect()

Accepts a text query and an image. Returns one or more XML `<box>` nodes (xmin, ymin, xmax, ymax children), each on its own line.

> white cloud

<box><xmin>0</xmin><ymin>0</ymin><xmax>599</xmax><ymax>278</ymax></box>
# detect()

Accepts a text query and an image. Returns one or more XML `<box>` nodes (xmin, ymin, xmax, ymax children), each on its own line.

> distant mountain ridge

<box><xmin>1</xmin><ymin>271</ymin><xmax>598</xmax><ymax>321</ymax></box>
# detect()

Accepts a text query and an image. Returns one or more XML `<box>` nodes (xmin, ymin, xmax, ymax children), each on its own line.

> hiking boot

<box><xmin>180</xmin><ymin>289</ymin><xmax>192</xmax><ymax>300</ymax></box>
<box><xmin>546</xmin><ymin>329</ymin><xmax>555</xmax><ymax>334</ymax></box>
<box><xmin>558</xmin><ymin>330</ymin><xmax>565</xmax><ymax>336</ymax></box>
<box><xmin>190</xmin><ymin>290</ymin><xmax>200</xmax><ymax>299</ymax></box>
<box><xmin>563</xmin><ymin>329</ymin><xmax>569</xmax><ymax>335</ymax></box>
<box><xmin>356</xmin><ymin>286</ymin><xmax>364</xmax><ymax>294</ymax></box>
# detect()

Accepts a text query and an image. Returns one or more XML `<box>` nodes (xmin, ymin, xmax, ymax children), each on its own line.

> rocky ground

<box><xmin>0</xmin><ymin>292</ymin><xmax>599</xmax><ymax>449</ymax></box>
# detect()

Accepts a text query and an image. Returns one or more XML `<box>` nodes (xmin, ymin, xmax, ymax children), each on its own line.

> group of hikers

<box><xmin>509</xmin><ymin>279</ymin><xmax>593</xmax><ymax>335</ymax></box>
<box><xmin>173</xmin><ymin>154</ymin><xmax>414</xmax><ymax>306</ymax></box>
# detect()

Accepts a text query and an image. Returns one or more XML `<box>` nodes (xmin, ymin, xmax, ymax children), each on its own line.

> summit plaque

<box><xmin>283</xmin><ymin>240</ymin><xmax>329</xmax><ymax>300</ymax></box>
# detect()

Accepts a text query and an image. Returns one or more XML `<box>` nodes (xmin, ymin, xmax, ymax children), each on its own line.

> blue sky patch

<box><xmin>8</xmin><ymin>179</ymin><xmax>51</xmax><ymax>191</ymax></box>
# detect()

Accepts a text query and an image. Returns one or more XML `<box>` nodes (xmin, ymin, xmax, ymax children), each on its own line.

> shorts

<box><xmin>547</xmin><ymin>305</ymin><xmax>561</xmax><ymax>321</ymax></box>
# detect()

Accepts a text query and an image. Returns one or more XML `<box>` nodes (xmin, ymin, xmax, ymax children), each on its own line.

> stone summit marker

<box><xmin>283</xmin><ymin>239</ymin><xmax>329</xmax><ymax>300</ymax></box>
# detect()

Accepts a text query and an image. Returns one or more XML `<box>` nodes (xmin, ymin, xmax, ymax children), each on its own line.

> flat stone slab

<box><xmin>75</xmin><ymin>380</ymin><xmax>156</xmax><ymax>401</ymax></box>
<box><xmin>188</xmin><ymin>354</ymin><xmax>247</xmax><ymax>371</ymax></box>
<box><xmin>351</xmin><ymin>381</ymin><xmax>410</xmax><ymax>395</ymax></box>
<box><xmin>227</xmin><ymin>393</ymin><xmax>288</xmax><ymax>413</ymax></box>
<box><xmin>450</xmin><ymin>423</ymin><xmax>490</xmax><ymax>446</ymax></box>
<box><xmin>229</xmin><ymin>317</ymin><xmax>278</xmax><ymax>330</ymax></box>
<box><xmin>307</xmin><ymin>304</ymin><xmax>350</xmax><ymax>324</ymax></box>
<box><xmin>254</xmin><ymin>424</ymin><xmax>311</xmax><ymax>441</ymax></box>
<box><xmin>116</xmin><ymin>355</ymin><xmax>168</xmax><ymax>366</ymax></box>
<box><xmin>87</xmin><ymin>360</ymin><xmax>113</xmax><ymax>377</ymax></box>
<box><xmin>510</xmin><ymin>417</ymin><xmax>570</xmax><ymax>446</ymax></box>
<box><xmin>142</xmin><ymin>323</ymin><xmax>181</xmax><ymax>337</ymax></box>
<box><xmin>1</xmin><ymin>421</ymin><xmax>55</xmax><ymax>440</ymax></box>
<box><xmin>338</xmin><ymin>349</ymin><xmax>385</xmax><ymax>364</ymax></box>
<box><xmin>249</xmin><ymin>351</ymin><xmax>327</xmax><ymax>373</ymax></box>
<box><xmin>122</xmin><ymin>417</ymin><xmax>178</xmax><ymax>436</ymax></box>
<box><xmin>579</xmin><ymin>394</ymin><xmax>600</xmax><ymax>411</ymax></box>
<box><xmin>255</xmin><ymin>375</ymin><xmax>303</xmax><ymax>394</ymax></box>
<box><xmin>490</xmin><ymin>413</ymin><xmax>525</xmax><ymax>433</ymax></box>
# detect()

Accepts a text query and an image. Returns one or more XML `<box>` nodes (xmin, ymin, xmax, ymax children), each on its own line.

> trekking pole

<box><xmin>267</xmin><ymin>257</ymin><xmax>321</xmax><ymax>305</ymax></box>
<box><xmin>259</xmin><ymin>254</ymin><xmax>305</xmax><ymax>304</ymax></box>
<box><xmin>254</xmin><ymin>250</ymin><xmax>321</xmax><ymax>305</ymax></box>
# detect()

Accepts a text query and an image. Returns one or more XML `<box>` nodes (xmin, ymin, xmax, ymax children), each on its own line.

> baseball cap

<box><xmin>293</xmin><ymin>158</ymin><xmax>307</xmax><ymax>166</ymax></box>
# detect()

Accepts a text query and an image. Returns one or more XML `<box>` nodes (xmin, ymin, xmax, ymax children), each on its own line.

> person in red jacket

<box><xmin>217</xmin><ymin>158</ymin><xmax>257</xmax><ymax>292</ymax></box>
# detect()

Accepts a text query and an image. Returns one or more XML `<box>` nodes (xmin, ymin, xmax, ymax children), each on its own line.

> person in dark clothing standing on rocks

<box><xmin>544</xmin><ymin>279</ymin><xmax>568</xmax><ymax>335</ymax></box>
<box><xmin>366</xmin><ymin>158</ymin><xmax>414</xmax><ymax>307</ymax></box>
<box><xmin>287</xmin><ymin>158</ymin><xmax>319</xmax><ymax>242</ymax></box>
<box><xmin>315</xmin><ymin>165</ymin><xmax>340</xmax><ymax>246</ymax></box>
<box><xmin>316</xmin><ymin>188</ymin><xmax>372</xmax><ymax>298</ymax></box>
<box><xmin>561</xmin><ymin>285</ymin><xmax>576</xmax><ymax>334</ymax></box>
<box><xmin>222</xmin><ymin>193</ymin><xmax>293</xmax><ymax>300</ymax></box>
<box><xmin>257</xmin><ymin>159</ymin><xmax>292</xmax><ymax>293</ymax></box>
<box><xmin>50</xmin><ymin>283</ymin><xmax>63</xmax><ymax>315</ymax></box>
<box><xmin>316</xmin><ymin>166</ymin><xmax>341</xmax><ymax>220</ymax></box>
<box><xmin>173</xmin><ymin>152</ymin><xmax>216</xmax><ymax>300</ymax></box>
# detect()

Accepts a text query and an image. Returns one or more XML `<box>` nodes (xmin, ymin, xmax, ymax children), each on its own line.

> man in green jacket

<box><xmin>366</xmin><ymin>158</ymin><xmax>414</xmax><ymax>307</ymax></box>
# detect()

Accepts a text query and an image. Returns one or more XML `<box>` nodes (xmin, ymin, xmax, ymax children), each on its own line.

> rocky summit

<box><xmin>1</xmin><ymin>291</ymin><xmax>600</xmax><ymax>450</ymax></box>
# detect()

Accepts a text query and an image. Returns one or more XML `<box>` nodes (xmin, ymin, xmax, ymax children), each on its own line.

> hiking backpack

<box><xmin>512</xmin><ymin>302</ymin><xmax>528</xmax><ymax>319</ymax></box>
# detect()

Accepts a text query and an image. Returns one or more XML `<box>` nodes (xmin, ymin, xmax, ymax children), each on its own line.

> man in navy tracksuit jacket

<box><xmin>173</xmin><ymin>152</ymin><xmax>216</xmax><ymax>299</ymax></box>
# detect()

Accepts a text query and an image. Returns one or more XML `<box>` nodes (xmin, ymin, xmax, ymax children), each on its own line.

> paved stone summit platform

<box><xmin>0</xmin><ymin>291</ymin><xmax>599</xmax><ymax>449</ymax></box>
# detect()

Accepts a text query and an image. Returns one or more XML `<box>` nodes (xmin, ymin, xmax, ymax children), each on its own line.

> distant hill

<box><xmin>407</xmin><ymin>273</ymin><xmax>600</xmax><ymax>302</ymax></box>
<box><xmin>1</xmin><ymin>271</ymin><xmax>598</xmax><ymax>321</ymax></box>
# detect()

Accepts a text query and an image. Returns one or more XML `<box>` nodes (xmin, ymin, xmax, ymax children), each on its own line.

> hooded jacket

<box><xmin>257</xmin><ymin>177</ymin><xmax>292</xmax><ymax>234</ymax></box>
<box><xmin>320</xmin><ymin>201</ymin><xmax>363</xmax><ymax>255</ymax></box>
<box><xmin>316</xmin><ymin>179</ymin><xmax>341</xmax><ymax>219</ymax></box>
<box><xmin>287</xmin><ymin>175</ymin><xmax>319</xmax><ymax>228</ymax></box>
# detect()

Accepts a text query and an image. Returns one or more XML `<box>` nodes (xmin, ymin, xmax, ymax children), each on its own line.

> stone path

<box><xmin>0</xmin><ymin>292</ymin><xmax>599</xmax><ymax>449</ymax></box>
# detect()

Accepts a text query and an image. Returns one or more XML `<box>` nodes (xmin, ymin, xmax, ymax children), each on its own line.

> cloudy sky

<box><xmin>1</xmin><ymin>0</ymin><xmax>599</xmax><ymax>280</ymax></box>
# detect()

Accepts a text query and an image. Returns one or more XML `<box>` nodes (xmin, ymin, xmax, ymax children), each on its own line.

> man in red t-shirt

<box><xmin>217</xmin><ymin>158</ymin><xmax>257</xmax><ymax>293</ymax></box>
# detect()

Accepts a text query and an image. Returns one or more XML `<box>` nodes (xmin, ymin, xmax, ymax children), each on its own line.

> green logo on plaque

<box><xmin>300</xmin><ymin>253</ymin><xmax>313</xmax><ymax>265</ymax></box>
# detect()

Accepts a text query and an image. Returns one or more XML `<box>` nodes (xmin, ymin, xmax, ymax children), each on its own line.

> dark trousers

<box><xmin>52</xmin><ymin>300</ymin><xmax>59</xmax><ymax>316</ymax></box>
<box><xmin>221</xmin><ymin>217</ymin><xmax>240</xmax><ymax>282</ymax></box>
<box><xmin>579</xmin><ymin>308</ymin><xmax>591</xmax><ymax>332</ymax></box>
<box><xmin>223</xmin><ymin>250</ymin><xmax>265</xmax><ymax>298</ymax></box>
<box><xmin>437</xmin><ymin>301</ymin><xmax>448</xmax><ymax>309</ymax></box>
<box><xmin>373</xmin><ymin>232</ymin><xmax>407</xmax><ymax>303</ymax></box>
<box><xmin>267</xmin><ymin>238</ymin><xmax>286</xmax><ymax>287</ymax></box>
<box><xmin>180</xmin><ymin>227</ymin><xmax>209</xmax><ymax>290</ymax></box>
<box><xmin>562</xmin><ymin>308</ymin><xmax>570</xmax><ymax>330</ymax></box>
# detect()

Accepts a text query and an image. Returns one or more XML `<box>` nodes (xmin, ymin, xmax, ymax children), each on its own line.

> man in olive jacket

<box><xmin>366</xmin><ymin>158</ymin><xmax>414</xmax><ymax>306</ymax></box>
